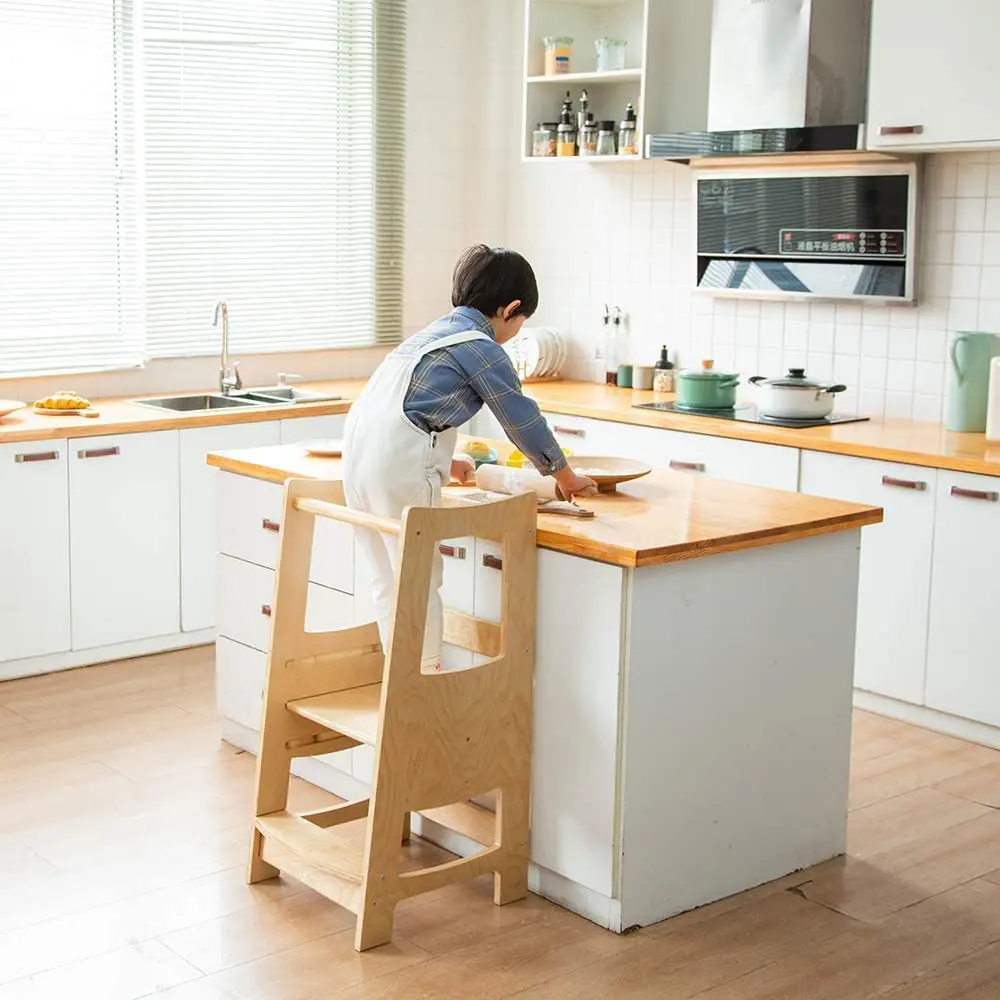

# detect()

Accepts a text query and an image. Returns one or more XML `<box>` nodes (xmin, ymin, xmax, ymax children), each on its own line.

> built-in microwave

<box><xmin>693</xmin><ymin>162</ymin><xmax>920</xmax><ymax>304</ymax></box>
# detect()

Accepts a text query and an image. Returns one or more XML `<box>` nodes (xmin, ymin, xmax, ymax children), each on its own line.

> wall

<box><xmin>0</xmin><ymin>0</ymin><xmax>495</xmax><ymax>405</ymax></box>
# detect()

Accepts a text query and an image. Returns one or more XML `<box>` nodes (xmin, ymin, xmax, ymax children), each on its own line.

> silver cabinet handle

<box><xmin>882</xmin><ymin>475</ymin><xmax>927</xmax><ymax>491</ymax></box>
<box><xmin>15</xmin><ymin>450</ymin><xmax>59</xmax><ymax>464</ymax></box>
<box><xmin>552</xmin><ymin>425</ymin><xmax>585</xmax><ymax>437</ymax></box>
<box><xmin>670</xmin><ymin>460</ymin><xmax>705</xmax><ymax>473</ymax></box>
<box><xmin>950</xmin><ymin>486</ymin><xmax>999</xmax><ymax>503</ymax></box>
<box><xmin>262</xmin><ymin>518</ymin><xmax>280</xmax><ymax>533</ymax></box>
<box><xmin>78</xmin><ymin>446</ymin><xmax>119</xmax><ymax>459</ymax></box>
<box><xmin>879</xmin><ymin>125</ymin><xmax>924</xmax><ymax>136</ymax></box>
<box><xmin>439</xmin><ymin>544</ymin><xmax>467</xmax><ymax>559</ymax></box>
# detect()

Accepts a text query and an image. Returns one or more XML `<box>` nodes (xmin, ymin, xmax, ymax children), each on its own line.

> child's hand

<box><xmin>450</xmin><ymin>455</ymin><xmax>476</xmax><ymax>484</ymax></box>
<box><xmin>554</xmin><ymin>467</ymin><xmax>598</xmax><ymax>500</ymax></box>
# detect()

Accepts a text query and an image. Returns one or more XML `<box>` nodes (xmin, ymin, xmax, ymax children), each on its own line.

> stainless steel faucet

<box><xmin>214</xmin><ymin>301</ymin><xmax>242</xmax><ymax>394</ymax></box>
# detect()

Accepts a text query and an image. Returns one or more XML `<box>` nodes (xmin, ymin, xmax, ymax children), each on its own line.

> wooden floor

<box><xmin>3</xmin><ymin>649</ymin><xmax>1000</xmax><ymax>1000</ymax></box>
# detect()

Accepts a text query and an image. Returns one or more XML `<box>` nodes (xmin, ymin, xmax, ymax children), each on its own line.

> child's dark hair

<box><xmin>451</xmin><ymin>245</ymin><xmax>539</xmax><ymax>319</ymax></box>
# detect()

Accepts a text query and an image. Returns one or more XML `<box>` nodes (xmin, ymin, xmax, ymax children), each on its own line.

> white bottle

<box><xmin>986</xmin><ymin>356</ymin><xmax>1000</xmax><ymax>442</ymax></box>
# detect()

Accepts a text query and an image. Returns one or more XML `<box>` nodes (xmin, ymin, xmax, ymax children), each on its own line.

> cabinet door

<box><xmin>69</xmin><ymin>431</ymin><xmax>180</xmax><ymax>649</ymax></box>
<box><xmin>179</xmin><ymin>422</ymin><xmax>281</xmax><ymax>632</ymax></box>
<box><xmin>541</xmin><ymin>412</ymin><xmax>645</xmax><ymax>459</ymax></box>
<box><xmin>868</xmin><ymin>0</ymin><xmax>1000</xmax><ymax>150</ymax></box>
<box><xmin>926</xmin><ymin>472</ymin><xmax>1000</xmax><ymax>725</ymax></box>
<box><xmin>279</xmin><ymin>414</ymin><xmax>347</xmax><ymax>444</ymax></box>
<box><xmin>800</xmin><ymin>451</ymin><xmax>936</xmax><ymax>704</ymax></box>
<box><xmin>0</xmin><ymin>439</ymin><xmax>71</xmax><ymax>662</ymax></box>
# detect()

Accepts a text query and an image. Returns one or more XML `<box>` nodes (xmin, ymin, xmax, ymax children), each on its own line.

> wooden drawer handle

<box><xmin>950</xmin><ymin>486</ymin><xmax>999</xmax><ymax>503</ymax></box>
<box><xmin>482</xmin><ymin>554</ymin><xmax>503</xmax><ymax>571</ymax></box>
<box><xmin>882</xmin><ymin>476</ymin><xmax>927</xmax><ymax>491</ymax></box>
<box><xmin>77</xmin><ymin>446</ymin><xmax>119</xmax><ymax>459</ymax></box>
<box><xmin>670</xmin><ymin>460</ymin><xmax>705</xmax><ymax>473</ymax></box>
<box><xmin>15</xmin><ymin>450</ymin><xmax>59</xmax><ymax>464</ymax></box>
<box><xmin>553</xmin><ymin>425</ymin><xmax>585</xmax><ymax>437</ymax></box>
<box><xmin>262</xmin><ymin>519</ymin><xmax>281</xmax><ymax>533</ymax></box>
<box><xmin>261</xmin><ymin>604</ymin><xmax>272</xmax><ymax>617</ymax></box>
<box><xmin>879</xmin><ymin>124</ymin><xmax>923</xmax><ymax>136</ymax></box>
<box><xmin>439</xmin><ymin>544</ymin><xmax>467</xmax><ymax>559</ymax></box>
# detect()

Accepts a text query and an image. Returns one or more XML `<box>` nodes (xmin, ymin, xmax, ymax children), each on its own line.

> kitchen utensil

<box><xmin>32</xmin><ymin>406</ymin><xmax>92</xmax><ymax>416</ymax></box>
<box><xmin>596</xmin><ymin>121</ymin><xmax>617</xmax><ymax>156</ymax></box>
<box><xmin>304</xmin><ymin>440</ymin><xmax>344</xmax><ymax>457</ymax></box>
<box><xmin>0</xmin><ymin>400</ymin><xmax>26</xmax><ymax>419</ymax></box>
<box><xmin>506</xmin><ymin>446</ymin><xmax>572</xmax><ymax>468</ymax></box>
<box><xmin>986</xmin><ymin>357</ymin><xmax>1000</xmax><ymax>442</ymax></box>
<box><xmin>748</xmin><ymin>368</ymin><xmax>847</xmax><ymax>419</ymax></box>
<box><xmin>632</xmin><ymin>365</ymin><xmax>655</xmax><ymax>390</ymax></box>
<box><xmin>946</xmin><ymin>331</ymin><xmax>1000</xmax><ymax>432</ymax></box>
<box><xmin>675</xmin><ymin>360</ymin><xmax>740</xmax><ymax>410</ymax></box>
<box><xmin>616</xmin><ymin>364</ymin><xmax>633</xmax><ymax>388</ymax></box>
<box><xmin>564</xmin><ymin>455</ymin><xmax>652</xmax><ymax>493</ymax></box>
<box><xmin>460</xmin><ymin>441</ymin><xmax>498</xmax><ymax>469</ymax></box>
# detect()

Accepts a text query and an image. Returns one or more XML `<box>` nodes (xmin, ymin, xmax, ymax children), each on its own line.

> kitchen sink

<box><xmin>132</xmin><ymin>393</ymin><xmax>264</xmax><ymax>412</ymax></box>
<box><xmin>243</xmin><ymin>386</ymin><xmax>343</xmax><ymax>404</ymax></box>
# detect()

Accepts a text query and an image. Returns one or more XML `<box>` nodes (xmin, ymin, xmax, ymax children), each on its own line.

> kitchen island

<box><xmin>207</xmin><ymin>442</ymin><xmax>881</xmax><ymax>932</ymax></box>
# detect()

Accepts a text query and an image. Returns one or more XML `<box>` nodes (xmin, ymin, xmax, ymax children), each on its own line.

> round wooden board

<box><xmin>567</xmin><ymin>455</ymin><xmax>652</xmax><ymax>492</ymax></box>
<box><xmin>303</xmin><ymin>439</ymin><xmax>344</xmax><ymax>458</ymax></box>
<box><xmin>32</xmin><ymin>406</ymin><xmax>92</xmax><ymax>416</ymax></box>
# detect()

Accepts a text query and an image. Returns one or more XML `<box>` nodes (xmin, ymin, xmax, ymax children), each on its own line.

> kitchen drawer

<box><xmin>216</xmin><ymin>636</ymin><xmax>267</xmax><ymax>731</ymax></box>
<box><xmin>217</xmin><ymin>554</ymin><xmax>354</xmax><ymax>653</ymax></box>
<box><xmin>217</xmin><ymin>471</ymin><xmax>354</xmax><ymax>591</ymax></box>
<box><xmin>218</xmin><ymin>473</ymin><xmax>283</xmax><ymax>569</ymax></box>
<box><xmin>280</xmin><ymin>414</ymin><xmax>347</xmax><ymax>445</ymax></box>
<box><xmin>540</xmin><ymin>412</ymin><xmax>642</xmax><ymax>458</ymax></box>
<box><xmin>642</xmin><ymin>427</ymin><xmax>800</xmax><ymax>491</ymax></box>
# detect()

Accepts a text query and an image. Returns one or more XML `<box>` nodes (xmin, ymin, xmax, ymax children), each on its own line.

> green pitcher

<box><xmin>945</xmin><ymin>331</ymin><xmax>1000</xmax><ymax>432</ymax></box>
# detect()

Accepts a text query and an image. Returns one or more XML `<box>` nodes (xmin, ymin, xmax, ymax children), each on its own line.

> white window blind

<box><xmin>0</xmin><ymin>1</ymin><xmax>141</xmax><ymax>376</ymax></box>
<box><xmin>141</xmin><ymin>0</ymin><xmax>405</xmax><ymax>359</ymax></box>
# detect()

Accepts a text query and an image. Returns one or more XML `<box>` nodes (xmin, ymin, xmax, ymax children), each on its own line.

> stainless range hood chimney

<box><xmin>648</xmin><ymin>0</ymin><xmax>873</xmax><ymax>162</ymax></box>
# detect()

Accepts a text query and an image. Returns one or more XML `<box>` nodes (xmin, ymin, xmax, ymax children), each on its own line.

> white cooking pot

<box><xmin>748</xmin><ymin>369</ymin><xmax>847</xmax><ymax>420</ymax></box>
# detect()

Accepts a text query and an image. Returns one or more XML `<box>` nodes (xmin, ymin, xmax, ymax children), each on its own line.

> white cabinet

<box><xmin>279</xmin><ymin>414</ymin><xmax>347</xmax><ymax>444</ymax></box>
<box><xmin>800</xmin><ymin>452</ymin><xmax>936</xmax><ymax>704</ymax></box>
<box><xmin>925</xmin><ymin>472</ymin><xmax>1000</xmax><ymax>726</ymax></box>
<box><xmin>69</xmin><ymin>431</ymin><xmax>180</xmax><ymax>650</ymax></box>
<box><xmin>179</xmin><ymin>422</ymin><xmax>281</xmax><ymax>632</ymax></box>
<box><xmin>0</xmin><ymin>439</ymin><xmax>71</xmax><ymax>662</ymax></box>
<box><xmin>867</xmin><ymin>0</ymin><xmax>1000</xmax><ymax>151</ymax></box>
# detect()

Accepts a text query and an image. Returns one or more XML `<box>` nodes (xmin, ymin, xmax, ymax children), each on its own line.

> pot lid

<box><xmin>751</xmin><ymin>368</ymin><xmax>830</xmax><ymax>389</ymax></box>
<box><xmin>678</xmin><ymin>359</ymin><xmax>738</xmax><ymax>381</ymax></box>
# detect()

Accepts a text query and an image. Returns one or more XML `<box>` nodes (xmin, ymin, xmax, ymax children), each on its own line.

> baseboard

<box><xmin>0</xmin><ymin>630</ymin><xmax>216</xmax><ymax>682</ymax></box>
<box><xmin>855</xmin><ymin>690</ymin><xmax>1000</xmax><ymax>750</ymax></box>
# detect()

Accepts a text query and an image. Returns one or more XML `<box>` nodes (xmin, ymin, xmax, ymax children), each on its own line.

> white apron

<box><xmin>343</xmin><ymin>328</ymin><xmax>492</xmax><ymax>669</ymax></box>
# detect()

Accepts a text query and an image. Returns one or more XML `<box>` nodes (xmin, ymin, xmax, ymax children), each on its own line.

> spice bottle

<box><xmin>576</xmin><ymin>89</ymin><xmax>589</xmax><ymax>145</ymax></box>
<box><xmin>618</xmin><ymin>103</ymin><xmax>638</xmax><ymax>157</ymax></box>
<box><xmin>557</xmin><ymin>93</ymin><xmax>577</xmax><ymax>156</ymax></box>
<box><xmin>596</xmin><ymin>120</ymin><xmax>617</xmax><ymax>156</ymax></box>
<box><xmin>653</xmin><ymin>345</ymin><xmax>675</xmax><ymax>393</ymax></box>
<box><xmin>579</xmin><ymin>116</ymin><xmax>598</xmax><ymax>156</ymax></box>
<box><xmin>603</xmin><ymin>305</ymin><xmax>618</xmax><ymax>385</ymax></box>
<box><xmin>532</xmin><ymin>122</ymin><xmax>557</xmax><ymax>157</ymax></box>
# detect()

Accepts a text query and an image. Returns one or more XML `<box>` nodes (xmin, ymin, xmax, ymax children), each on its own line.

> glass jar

<box><xmin>595</xmin><ymin>37</ymin><xmax>627</xmax><ymax>73</ymax></box>
<box><xmin>596</xmin><ymin>121</ymin><xmax>617</xmax><ymax>156</ymax></box>
<box><xmin>532</xmin><ymin>122</ymin><xmax>557</xmax><ymax>157</ymax></box>
<box><xmin>556</xmin><ymin>122</ymin><xmax>577</xmax><ymax>157</ymax></box>
<box><xmin>653</xmin><ymin>368</ymin><xmax>675</xmax><ymax>393</ymax></box>
<box><xmin>618</xmin><ymin>103</ymin><xmax>638</xmax><ymax>156</ymax></box>
<box><xmin>543</xmin><ymin>36</ymin><xmax>573</xmax><ymax>76</ymax></box>
<box><xmin>579</xmin><ymin>119</ymin><xmax>598</xmax><ymax>157</ymax></box>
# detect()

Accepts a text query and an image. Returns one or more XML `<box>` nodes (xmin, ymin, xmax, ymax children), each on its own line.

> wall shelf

<box><xmin>527</xmin><ymin>69</ymin><xmax>643</xmax><ymax>86</ymax></box>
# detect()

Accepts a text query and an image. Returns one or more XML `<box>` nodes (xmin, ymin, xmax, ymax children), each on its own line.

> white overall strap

<box><xmin>410</xmin><ymin>327</ymin><xmax>493</xmax><ymax>362</ymax></box>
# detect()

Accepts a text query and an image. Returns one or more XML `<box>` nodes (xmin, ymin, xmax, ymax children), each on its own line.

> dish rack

<box><xmin>505</xmin><ymin>327</ymin><xmax>567</xmax><ymax>382</ymax></box>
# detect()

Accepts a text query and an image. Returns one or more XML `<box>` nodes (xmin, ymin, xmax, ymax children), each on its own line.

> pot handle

<box><xmin>748</xmin><ymin>375</ymin><xmax>765</xmax><ymax>385</ymax></box>
<box><xmin>950</xmin><ymin>335</ymin><xmax>968</xmax><ymax>387</ymax></box>
<box><xmin>719</xmin><ymin>376</ymin><xmax>741</xmax><ymax>388</ymax></box>
<box><xmin>825</xmin><ymin>384</ymin><xmax>847</xmax><ymax>394</ymax></box>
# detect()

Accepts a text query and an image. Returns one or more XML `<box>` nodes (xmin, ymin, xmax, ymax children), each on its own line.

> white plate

<box><xmin>304</xmin><ymin>439</ymin><xmax>344</xmax><ymax>458</ymax></box>
<box><xmin>517</xmin><ymin>330</ymin><xmax>542</xmax><ymax>380</ymax></box>
<box><xmin>0</xmin><ymin>400</ymin><xmax>25</xmax><ymax>419</ymax></box>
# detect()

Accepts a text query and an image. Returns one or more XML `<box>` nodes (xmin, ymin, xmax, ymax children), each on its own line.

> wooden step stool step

<box><xmin>288</xmin><ymin>683</ymin><xmax>382</xmax><ymax>746</ymax></box>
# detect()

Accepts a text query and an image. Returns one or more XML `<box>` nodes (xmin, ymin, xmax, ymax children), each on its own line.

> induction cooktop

<box><xmin>634</xmin><ymin>401</ymin><xmax>870</xmax><ymax>429</ymax></box>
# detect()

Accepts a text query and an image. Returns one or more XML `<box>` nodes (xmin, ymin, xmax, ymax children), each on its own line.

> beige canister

<box><xmin>986</xmin><ymin>356</ymin><xmax>1000</xmax><ymax>442</ymax></box>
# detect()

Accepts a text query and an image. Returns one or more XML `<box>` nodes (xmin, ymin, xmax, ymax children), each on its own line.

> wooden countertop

<box><xmin>4</xmin><ymin>375</ymin><xmax>997</xmax><ymax>478</ymax></box>
<box><xmin>0</xmin><ymin>381</ymin><xmax>358</xmax><ymax>444</ymax></box>
<box><xmin>522</xmin><ymin>382</ymin><xmax>1000</xmax><ymax>478</ymax></box>
<box><xmin>207</xmin><ymin>443</ymin><xmax>882</xmax><ymax>569</ymax></box>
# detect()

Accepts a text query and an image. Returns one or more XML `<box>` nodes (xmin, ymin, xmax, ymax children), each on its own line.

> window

<box><xmin>0</xmin><ymin>0</ymin><xmax>404</xmax><ymax>378</ymax></box>
<box><xmin>0</xmin><ymin>1</ymin><xmax>140</xmax><ymax>376</ymax></box>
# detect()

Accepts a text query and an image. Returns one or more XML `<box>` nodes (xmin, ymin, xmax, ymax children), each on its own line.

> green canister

<box><xmin>945</xmin><ymin>332</ymin><xmax>1000</xmax><ymax>432</ymax></box>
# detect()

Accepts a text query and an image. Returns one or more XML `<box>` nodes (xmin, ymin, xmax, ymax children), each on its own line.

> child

<box><xmin>344</xmin><ymin>244</ymin><xmax>596</xmax><ymax>669</ymax></box>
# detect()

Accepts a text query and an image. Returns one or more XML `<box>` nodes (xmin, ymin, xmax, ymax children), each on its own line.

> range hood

<box><xmin>647</xmin><ymin>0</ymin><xmax>872</xmax><ymax>162</ymax></box>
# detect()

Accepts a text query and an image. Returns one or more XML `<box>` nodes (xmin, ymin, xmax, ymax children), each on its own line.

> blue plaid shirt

<box><xmin>400</xmin><ymin>307</ymin><xmax>567</xmax><ymax>475</ymax></box>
